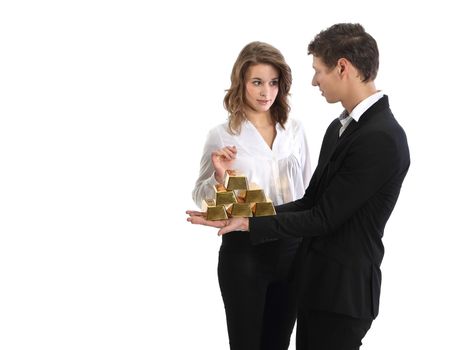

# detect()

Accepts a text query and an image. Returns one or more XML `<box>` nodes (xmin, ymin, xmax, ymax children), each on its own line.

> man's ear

<box><xmin>337</xmin><ymin>58</ymin><xmax>347</xmax><ymax>75</ymax></box>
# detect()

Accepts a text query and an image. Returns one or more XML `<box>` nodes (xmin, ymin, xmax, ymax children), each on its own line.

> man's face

<box><xmin>311</xmin><ymin>56</ymin><xmax>341</xmax><ymax>104</ymax></box>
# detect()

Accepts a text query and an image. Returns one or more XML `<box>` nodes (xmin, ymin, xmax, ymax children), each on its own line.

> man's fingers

<box><xmin>187</xmin><ymin>215</ymin><xmax>229</xmax><ymax>229</ymax></box>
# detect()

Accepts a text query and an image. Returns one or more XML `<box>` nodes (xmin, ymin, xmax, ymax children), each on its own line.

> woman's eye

<box><xmin>270</xmin><ymin>80</ymin><xmax>279</xmax><ymax>86</ymax></box>
<box><xmin>252</xmin><ymin>80</ymin><xmax>261</xmax><ymax>86</ymax></box>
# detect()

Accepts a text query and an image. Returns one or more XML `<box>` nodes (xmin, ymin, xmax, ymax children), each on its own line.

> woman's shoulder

<box><xmin>205</xmin><ymin>121</ymin><xmax>245</xmax><ymax>144</ymax></box>
<box><xmin>207</xmin><ymin>121</ymin><xmax>230</xmax><ymax>135</ymax></box>
<box><xmin>283</xmin><ymin>117</ymin><xmax>305</xmax><ymax>133</ymax></box>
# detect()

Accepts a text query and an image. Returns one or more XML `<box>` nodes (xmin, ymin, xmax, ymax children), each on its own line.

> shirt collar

<box><xmin>348</xmin><ymin>90</ymin><xmax>384</xmax><ymax>122</ymax></box>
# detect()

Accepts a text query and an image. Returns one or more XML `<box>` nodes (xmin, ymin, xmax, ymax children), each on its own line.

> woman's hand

<box><xmin>211</xmin><ymin>146</ymin><xmax>237</xmax><ymax>183</ymax></box>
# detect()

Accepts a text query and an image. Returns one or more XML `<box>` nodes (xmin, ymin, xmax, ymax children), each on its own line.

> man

<box><xmin>187</xmin><ymin>23</ymin><xmax>410</xmax><ymax>349</ymax></box>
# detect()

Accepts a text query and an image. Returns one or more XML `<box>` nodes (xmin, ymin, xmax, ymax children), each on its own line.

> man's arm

<box><xmin>249</xmin><ymin>130</ymin><xmax>408</xmax><ymax>244</ymax></box>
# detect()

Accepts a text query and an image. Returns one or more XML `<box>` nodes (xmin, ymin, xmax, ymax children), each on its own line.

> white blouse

<box><xmin>192</xmin><ymin>118</ymin><xmax>312</xmax><ymax>208</ymax></box>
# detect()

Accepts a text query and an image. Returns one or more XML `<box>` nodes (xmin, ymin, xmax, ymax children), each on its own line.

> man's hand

<box><xmin>186</xmin><ymin>210</ymin><xmax>249</xmax><ymax>236</ymax></box>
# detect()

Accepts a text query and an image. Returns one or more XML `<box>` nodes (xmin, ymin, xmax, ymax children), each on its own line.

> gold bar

<box><xmin>214</xmin><ymin>183</ymin><xmax>227</xmax><ymax>192</ymax></box>
<box><xmin>252</xmin><ymin>202</ymin><xmax>276</xmax><ymax>217</ymax></box>
<box><xmin>235</xmin><ymin>189</ymin><xmax>247</xmax><ymax>201</ymax></box>
<box><xmin>202</xmin><ymin>199</ymin><xmax>228</xmax><ymax>220</ymax></box>
<box><xmin>249</xmin><ymin>182</ymin><xmax>261</xmax><ymax>190</ymax></box>
<box><xmin>244</xmin><ymin>189</ymin><xmax>266</xmax><ymax>203</ymax></box>
<box><xmin>224</xmin><ymin>169</ymin><xmax>248</xmax><ymax>190</ymax></box>
<box><xmin>216</xmin><ymin>191</ymin><xmax>237</xmax><ymax>206</ymax></box>
<box><xmin>206</xmin><ymin>206</ymin><xmax>228</xmax><ymax>220</ymax></box>
<box><xmin>227</xmin><ymin>203</ymin><xmax>253</xmax><ymax>217</ymax></box>
<box><xmin>201</xmin><ymin>199</ymin><xmax>216</xmax><ymax>212</ymax></box>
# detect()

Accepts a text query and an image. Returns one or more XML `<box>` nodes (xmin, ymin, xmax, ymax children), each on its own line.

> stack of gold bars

<box><xmin>202</xmin><ymin>170</ymin><xmax>276</xmax><ymax>220</ymax></box>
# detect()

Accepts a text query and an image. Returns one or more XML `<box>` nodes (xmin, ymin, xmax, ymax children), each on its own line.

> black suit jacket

<box><xmin>249</xmin><ymin>96</ymin><xmax>410</xmax><ymax>319</ymax></box>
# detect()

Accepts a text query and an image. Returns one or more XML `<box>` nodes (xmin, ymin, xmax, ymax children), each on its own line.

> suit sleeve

<box><xmin>249</xmin><ymin>130</ymin><xmax>406</xmax><ymax>244</ymax></box>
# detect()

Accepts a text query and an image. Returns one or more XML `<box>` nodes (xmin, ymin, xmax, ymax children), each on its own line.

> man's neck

<box><xmin>342</xmin><ymin>82</ymin><xmax>377</xmax><ymax>114</ymax></box>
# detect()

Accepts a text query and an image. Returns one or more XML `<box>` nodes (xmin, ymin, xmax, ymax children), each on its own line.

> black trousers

<box><xmin>218</xmin><ymin>232</ymin><xmax>300</xmax><ymax>350</ymax></box>
<box><xmin>296</xmin><ymin>308</ymin><xmax>373</xmax><ymax>350</ymax></box>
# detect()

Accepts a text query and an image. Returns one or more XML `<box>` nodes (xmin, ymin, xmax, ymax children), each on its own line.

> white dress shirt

<box><xmin>192</xmin><ymin>118</ymin><xmax>312</xmax><ymax>208</ymax></box>
<box><xmin>338</xmin><ymin>91</ymin><xmax>385</xmax><ymax>137</ymax></box>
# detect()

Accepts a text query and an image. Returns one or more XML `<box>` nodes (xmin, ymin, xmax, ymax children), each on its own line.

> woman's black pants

<box><xmin>218</xmin><ymin>232</ymin><xmax>300</xmax><ymax>350</ymax></box>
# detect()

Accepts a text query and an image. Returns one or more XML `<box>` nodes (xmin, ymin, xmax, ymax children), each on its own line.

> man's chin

<box><xmin>324</xmin><ymin>96</ymin><xmax>339</xmax><ymax>104</ymax></box>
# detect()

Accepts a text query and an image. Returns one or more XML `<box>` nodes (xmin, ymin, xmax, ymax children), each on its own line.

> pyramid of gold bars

<box><xmin>202</xmin><ymin>170</ymin><xmax>276</xmax><ymax>220</ymax></box>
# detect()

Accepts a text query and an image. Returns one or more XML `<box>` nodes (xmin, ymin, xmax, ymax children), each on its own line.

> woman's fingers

<box><xmin>223</xmin><ymin>145</ymin><xmax>237</xmax><ymax>159</ymax></box>
<box><xmin>212</xmin><ymin>146</ymin><xmax>237</xmax><ymax>161</ymax></box>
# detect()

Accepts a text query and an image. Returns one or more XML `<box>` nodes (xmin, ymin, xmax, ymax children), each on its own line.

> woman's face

<box><xmin>244</xmin><ymin>63</ymin><xmax>279</xmax><ymax>113</ymax></box>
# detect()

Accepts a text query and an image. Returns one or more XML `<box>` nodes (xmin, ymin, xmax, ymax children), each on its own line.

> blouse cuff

<box><xmin>208</xmin><ymin>172</ymin><xmax>220</xmax><ymax>186</ymax></box>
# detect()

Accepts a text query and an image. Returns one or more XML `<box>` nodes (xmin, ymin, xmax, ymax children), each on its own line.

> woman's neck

<box><xmin>245</xmin><ymin>111</ymin><xmax>274</xmax><ymax>129</ymax></box>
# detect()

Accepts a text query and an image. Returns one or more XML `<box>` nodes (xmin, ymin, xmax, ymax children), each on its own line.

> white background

<box><xmin>1</xmin><ymin>1</ymin><xmax>468</xmax><ymax>349</ymax></box>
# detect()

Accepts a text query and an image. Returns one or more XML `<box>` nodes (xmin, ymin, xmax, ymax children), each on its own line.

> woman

<box><xmin>191</xmin><ymin>41</ymin><xmax>311</xmax><ymax>350</ymax></box>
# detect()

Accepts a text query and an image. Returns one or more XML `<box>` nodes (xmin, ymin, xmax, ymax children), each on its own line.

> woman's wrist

<box><xmin>214</xmin><ymin>171</ymin><xmax>224</xmax><ymax>184</ymax></box>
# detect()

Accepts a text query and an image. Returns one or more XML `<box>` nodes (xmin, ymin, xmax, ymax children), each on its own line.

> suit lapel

<box><xmin>310</xmin><ymin>96</ymin><xmax>390</xmax><ymax>200</ymax></box>
<box><xmin>335</xmin><ymin>96</ymin><xmax>390</xmax><ymax>150</ymax></box>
